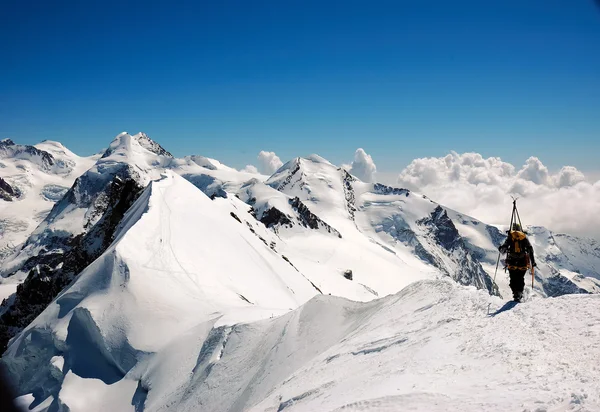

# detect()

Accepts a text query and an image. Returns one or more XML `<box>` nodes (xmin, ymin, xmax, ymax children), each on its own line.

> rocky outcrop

<box><xmin>0</xmin><ymin>171</ymin><xmax>144</xmax><ymax>352</ymax></box>
<box><xmin>258</xmin><ymin>207</ymin><xmax>293</xmax><ymax>229</ymax></box>
<box><xmin>416</xmin><ymin>206</ymin><xmax>499</xmax><ymax>296</ymax></box>
<box><xmin>372</xmin><ymin>183</ymin><xmax>410</xmax><ymax>197</ymax></box>
<box><xmin>289</xmin><ymin>197</ymin><xmax>342</xmax><ymax>238</ymax></box>
<box><xmin>0</xmin><ymin>139</ymin><xmax>59</xmax><ymax>173</ymax></box>
<box><xmin>0</xmin><ymin>133</ymin><xmax>172</xmax><ymax>353</ymax></box>
<box><xmin>255</xmin><ymin>197</ymin><xmax>341</xmax><ymax>239</ymax></box>
<box><xmin>0</xmin><ymin>177</ymin><xmax>16</xmax><ymax>201</ymax></box>
<box><xmin>341</xmin><ymin>170</ymin><xmax>357</xmax><ymax>221</ymax></box>
<box><xmin>271</xmin><ymin>158</ymin><xmax>303</xmax><ymax>192</ymax></box>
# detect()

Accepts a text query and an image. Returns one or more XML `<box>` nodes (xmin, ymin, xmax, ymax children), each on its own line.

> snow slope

<box><xmin>258</xmin><ymin>157</ymin><xmax>497</xmax><ymax>295</ymax></box>
<box><xmin>239</xmin><ymin>176</ymin><xmax>437</xmax><ymax>302</ymax></box>
<box><xmin>0</xmin><ymin>132</ymin><xmax>175</xmax><ymax>352</ymax></box>
<box><xmin>1</xmin><ymin>171</ymin><xmax>321</xmax><ymax>411</ymax></box>
<box><xmin>170</xmin><ymin>154</ymin><xmax>268</xmax><ymax>199</ymax></box>
<box><xmin>7</xmin><ymin>279</ymin><xmax>599</xmax><ymax>412</ymax></box>
<box><xmin>211</xmin><ymin>154</ymin><xmax>598</xmax><ymax>299</ymax></box>
<box><xmin>0</xmin><ymin>139</ymin><xmax>98</xmax><ymax>261</ymax></box>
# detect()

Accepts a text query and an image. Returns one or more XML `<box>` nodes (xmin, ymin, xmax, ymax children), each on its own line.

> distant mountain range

<box><xmin>1</xmin><ymin>132</ymin><xmax>599</xmax><ymax>412</ymax></box>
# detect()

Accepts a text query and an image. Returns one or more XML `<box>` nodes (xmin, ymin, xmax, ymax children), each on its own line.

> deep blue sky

<box><xmin>2</xmin><ymin>0</ymin><xmax>599</xmax><ymax>172</ymax></box>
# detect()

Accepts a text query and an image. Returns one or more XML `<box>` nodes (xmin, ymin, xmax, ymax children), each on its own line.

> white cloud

<box><xmin>555</xmin><ymin>166</ymin><xmax>585</xmax><ymax>188</ymax></box>
<box><xmin>397</xmin><ymin>152</ymin><xmax>600</xmax><ymax>239</ymax></box>
<box><xmin>349</xmin><ymin>148</ymin><xmax>377</xmax><ymax>183</ymax></box>
<box><xmin>517</xmin><ymin>156</ymin><xmax>550</xmax><ymax>185</ymax></box>
<box><xmin>257</xmin><ymin>151</ymin><xmax>283</xmax><ymax>175</ymax></box>
<box><xmin>240</xmin><ymin>164</ymin><xmax>259</xmax><ymax>174</ymax></box>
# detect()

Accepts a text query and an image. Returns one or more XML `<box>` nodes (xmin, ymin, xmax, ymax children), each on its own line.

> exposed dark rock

<box><xmin>343</xmin><ymin>269</ymin><xmax>353</xmax><ymax>280</ymax></box>
<box><xmin>289</xmin><ymin>197</ymin><xmax>342</xmax><ymax>238</ymax></box>
<box><xmin>230</xmin><ymin>212</ymin><xmax>242</xmax><ymax>223</ymax></box>
<box><xmin>272</xmin><ymin>159</ymin><xmax>302</xmax><ymax>192</ymax></box>
<box><xmin>418</xmin><ymin>206</ymin><xmax>499</xmax><ymax>296</ymax></box>
<box><xmin>372</xmin><ymin>183</ymin><xmax>410</xmax><ymax>197</ymax></box>
<box><xmin>0</xmin><ymin>177</ymin><xmax>16</xmax><ymax>201</ymax></box>
<box><xmin>486</xmin><ymin>225</ymin><xmax>506</xmax><ymax>248</ymax></box>
<box><xmin>414</xmin><ymin>242</ymin><xmax>437</xmax><ymax>266</ymax></box>
<box><xmin>0</xmin><ymin>141</ymin><xmax>56</xmax><ymax>171</ymax></box>
<box><xmin>420</xmin><ymin>206</ymin><xmax>461</xmax><ymax>251</ymax></box>
<box><xmin>259</xmin><ymin>207</ymin><xmax>293</xmax><ymax>229</ymax></box>
<box><xmin>341</xmin><ymin>170</ymin><xmax>357</xmax><ymax>221</ymax></box>
<box><xmin>238</xmin><ymin>294</ymin><xmax>252</xmax><ymax>304</ymax></box>
<box><xmin>542</xmin><ymin>273</ymin><xmax>590</xmax><ymax>297</ymax></box>
<box><xmin>282</xmin><ymin>255</ymin><xmax>323</xmax><ymax>294</ymax></box>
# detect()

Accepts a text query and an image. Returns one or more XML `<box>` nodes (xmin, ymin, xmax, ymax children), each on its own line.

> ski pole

<box><xmin>492</xmin><ymin>251</ymin><xmax>501</xmax><ymax>294</ymax></box>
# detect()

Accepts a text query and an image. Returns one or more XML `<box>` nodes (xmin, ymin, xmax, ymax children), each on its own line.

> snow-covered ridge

<box><xmin>0</xmin><ymin>133</ymin><xmax>175</xmax><ymax>352</ymax></box>
<box><xmin>6</xmin><ymin>279</ymin><xmax>600</xmax><ymax>412</ymax></box>
<box><xmin>1</xmin><ymin>132</ymin><xmax>599</xmax><ymax>411</ymax></box>
<box><xmin>1</xmin><ymin>172</ymin><xmax>321</xmax><ymax>411</ymax></box>
<box><xmin>0</xmin><ymin>139</ymin><xmax>55</xmax><ymax>172</ymax></box>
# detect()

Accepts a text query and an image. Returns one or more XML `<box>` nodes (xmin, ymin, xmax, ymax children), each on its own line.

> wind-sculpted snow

<box><xmin>150</xmin><ymin>280</ymin><xmax>600</xmax><ymax>412</ymax></box>
<box><xmin>1</xmin><ymin>172</ymin><xmax>321</xmax><ymax>411</ymax></box>
<box><xmin>8</xmin><ymin>279</ymin><xmax>599</xmax><ymax>411</ymax></box>
<box><xmin>0</xmin><ymin>133</ymin><xmax>174</xmax><ymax>352</ymax></box>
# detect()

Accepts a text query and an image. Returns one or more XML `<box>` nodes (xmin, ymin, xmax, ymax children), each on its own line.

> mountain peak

<box><xmin>132</xmin><ymin>132</ymin><xmax>174</xmax><ymax>158</ymax></box>
<box><xmin>101</xmin><ymin>132</ymin><xmax>173</xmax><ymax>160</ymax></box>
<box><xmin>0</xmin><ymin>138</ymin><xmax>15</xmax><ymax>146</ymax></box>
<box><xmin>305</xmin><ymin>153</ymin><xmax>333</xmax><ymax>165</ymax></box>
<box><xmin>38</xmin><ymin>139</ymin><xmax>65</xmax><ymax>147</ymax></box>
<box><xmin>34</xmin><ymin>140</ymin><xmax>78</xmax><ymax>159</ymax></box>
<box><xmin>269</xmin><ymin>154</ymin><xmax>335</xmax><ymax>179</ymax></box>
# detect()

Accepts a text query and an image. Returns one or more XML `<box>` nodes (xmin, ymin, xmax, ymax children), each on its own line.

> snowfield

<box><xmin>0</xmin><ymin>139</ymin><xmax>98</xmax><ymax>260</ymax></box>
<box><xmin>7</xmin><ymin>279</ymin><xmax>600</xmax><ymax>412</ymax></box>
<box><xmin>1</xmin><ymin>132</ymin><xmax>599</xmax><ymax>412</ymax></box>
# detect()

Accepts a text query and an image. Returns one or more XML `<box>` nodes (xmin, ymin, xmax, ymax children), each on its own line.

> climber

<box><xmin>498</xmin><ymin>223</ymin><xmax>536</xmax><ymax>302</ymax></box>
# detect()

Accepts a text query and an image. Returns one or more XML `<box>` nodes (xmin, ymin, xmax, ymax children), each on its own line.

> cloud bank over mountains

<box><xmin>240</xmin><ymin>148</ymin><xmax>598</xmax><ymax>239</ymax></box>
<box><xmin>397</xmin><ymin>152</ymin><xmax>600</xmax><ymax>239</ymax></box>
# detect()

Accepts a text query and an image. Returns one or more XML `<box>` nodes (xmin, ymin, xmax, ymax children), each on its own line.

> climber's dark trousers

<box><xmin>508</xmin><ymin>269</ymin><xmax>526</xmax><ymax>298</ymax></box>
